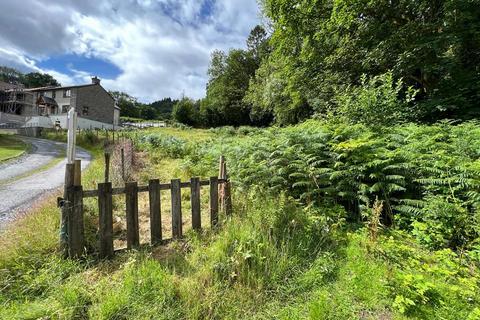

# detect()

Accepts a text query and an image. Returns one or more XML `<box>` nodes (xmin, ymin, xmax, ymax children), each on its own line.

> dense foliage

<box><xmin>151</xmin><ymin>121</ymin><xmax>478</xmax><ymax>255</ymax></box>
<box><xmin>172</xmin><ymin>0</ymin><xmax>480</xmax><ymax>127</ymax></box>
<box><xmin>257</xmin><ymin>0</ymin><xmax>480</xmax><ymax>123</ymax></box>
<box><xmin>110</xmin><ymin>91</ymin><xmax>178</xmax><ymax>121</ymax></box>
<box><xmin>0</xmin><ymin>66</ymin><xmax>61</xmax><ymax>88</ymax></box>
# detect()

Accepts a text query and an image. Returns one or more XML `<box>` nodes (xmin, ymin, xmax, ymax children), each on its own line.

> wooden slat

<box><xmin>82</xmin><ymin>180</ymin><xmax>223</xmax><ymax>198</ymax></box>
<box><xmin>113</xmin><ymin>187</ymin><xmax>126</xmax><ymax>195</ymax></box>
<box><xmin>159</xmin><ymin>183</ymin><xmax>171</xmax><ymax>190</ymax></box>
<box><xmin>83</xmin><ymin>190</ymin><xmax>98</xmax><ymax>198</ymax></box>
<box><xmin>98</xmin><ymin>182</ymin><xmax>114</xmax><ymax>259</ymax></box>
<box><xmin>104</xmin><ymin>152</ymin><xmax>110</xmax><ymax>183</ymax></box>
<box><xmin>138</xmin><ymin>185</ymin><xmax>149</xmax><ymax>192</ymax></box>
<box><xmin>210</xmin><ymin>177</ymin><xmax>219</xmax><ymax>227</ymax></box>
<box><xmin>191</xmin><ymin>177</ymin><xmax>201</xmax><ymax>230</ymax></box>
<box><xmin>68</xmin><ymin>186</ymin><xmax>84</xmax><ymax>258</ymax></box>
<box><xmin>171</xmin><ymin>179</ymin><xmax>182</xmax><ymax>238</ymax></box>
<box><xmin>149</xmin><ymin>179</ymin><xmax>162</xmax><ymax>244</ymax></box>
<box><xmin>125</xmin><ymin>182</ymin><xmax>139</xmax><ymax>249</ymax></box>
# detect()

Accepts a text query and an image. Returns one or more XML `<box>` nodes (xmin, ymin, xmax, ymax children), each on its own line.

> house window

<box><xmin>63</xmin><ymin>89</ymin><xmax>71</xmax><ymax>97</ymax></box>
<box><xmin>52</xmin><ymin>91</ymin><xmax>56</xmax><ymax>99</ymax></box>
<box><xmin>39</xmin><ymin>91</ymin><xmax>45</xmax><ymax>97</ymax></box>
<box><xmin>62</xmin><ymin>105</ymin><xmax>70</xmax><ymax>113</ymax></box>
<box><xmin>82</xmin><ymin>106</ymin><xmax>89</xmax><ymax>116</ymax></box>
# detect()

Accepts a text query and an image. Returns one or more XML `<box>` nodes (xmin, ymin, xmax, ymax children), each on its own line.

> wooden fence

<box><xmin>60</xmin><ymin>156</ymin><xmax>232</xmax><ymax>259</ymax></box>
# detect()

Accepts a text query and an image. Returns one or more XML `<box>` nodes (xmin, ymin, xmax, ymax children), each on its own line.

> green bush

<box><xmin>412</xmin><ymin>196</ymin><xmax>478</xmax><ymax>250</ymax></box>
<box><xmin>334</xmin><ymin>72</ymin><xmax>418</xmax><ymax>127</ymax></box>
<box><xmin>139</xmin><ymin>133</ymin><xmax>187</xmax><ymax>158</ymax></box>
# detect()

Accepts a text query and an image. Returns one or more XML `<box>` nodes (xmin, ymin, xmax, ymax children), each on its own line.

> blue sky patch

<box><xmin>37</xmin><ymin>54</ymin><xmax>122</xmax><ymax>79</ymax></box>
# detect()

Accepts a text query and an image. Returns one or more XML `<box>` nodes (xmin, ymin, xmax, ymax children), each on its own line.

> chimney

<box><xmin>91</xmin><ymin>76</ymin><xmax>101</xmax><ymax>85</ymax></box>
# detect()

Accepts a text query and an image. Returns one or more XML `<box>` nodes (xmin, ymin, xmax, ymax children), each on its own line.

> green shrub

<box><xmin>412</xmin><ymin>196</ymin><xmax>477</xmax><ymax>250</ymax></box>
<box><xmin>334</xmin><ymin>72</ymin><xmax>418</xmax><ymax>127</ymax></box>
<box><xmin>139</xmin><ymin>133</ymin><xmax>187</xmax><ymax>158</ymax></box>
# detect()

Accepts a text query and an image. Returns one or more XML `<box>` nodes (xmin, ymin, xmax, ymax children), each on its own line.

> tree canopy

<box><xmin>174</xmin><ymin>1</ymin><xmax>480</xmax><ymax>127</ymax></box>
<box><xmin>0</xmin><ymin>66</ymin><xmax>61</xmax><ymax>88</ymax></box>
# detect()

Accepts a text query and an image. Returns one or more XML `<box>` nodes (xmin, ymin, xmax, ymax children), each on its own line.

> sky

<box><xmin>0</xmin><ymin>0</ymin><xmax>261</xmax><ymax>102</ymax></box>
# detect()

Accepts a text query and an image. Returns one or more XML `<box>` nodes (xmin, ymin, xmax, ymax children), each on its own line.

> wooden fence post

<box><xmin>210</xmin><ymin>177</ymin><xmax>219</xmax><ymax>227</ymax></box>
<box><xmin>61</xmin><ymin>163</ymin><xmax>75</xmax><ymax>253</ymax></box>
<box><xmin>121</xmin><ymin>148</ymin><xmax>125</xmax><ymax>182</ymax></box>
<box><xmin>125</xmin><ymin>182</ymin><xmax>139</xmax><ymax>249</ymax></box>
<box><xmin>74</xmin><ymin>159</ymin><xmax>82</xmax><ymax>186</ymax></box>
<box><xmin>191</xmin><ymin>177</ymin><xmax>201</xmax><ymax>230</ymax></box>
<box><xmin>68</xmin><ymin>185</ymin><xmax>84</xmax><ymax>258</ymax></box>
<box><xmin>149</xmin><ymin>179</ymin><xmax>162</xmax><ymax>244</ymax></box>
<box><xmin>218</xmin><ymin>156</ymin><xmax>225</xmax><ymax>211</ymax></box>
<box><xmin>223</xmin><ymin>162</ymin><xmax>233</xmax><ymax>216</ymax></box>
<box><xmin>98</xmin><ymin>182</ymin><xmax>114</xmax><ymax>259</ymax></box>
<box><xmin>104</xmin><ymin>152</ymin><xmax>110</xmax><ymax>183</ymax></box>
<box><xmin>171</xmin><ymin>179</ymin><xmax>182</xmax><ymax>238</ymax></box>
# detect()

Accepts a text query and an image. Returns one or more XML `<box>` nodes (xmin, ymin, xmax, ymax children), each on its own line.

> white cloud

<box><xmin>0</xmin><ymin>0</ymin><xmax>261</xmax><ymax>102</ymax></box>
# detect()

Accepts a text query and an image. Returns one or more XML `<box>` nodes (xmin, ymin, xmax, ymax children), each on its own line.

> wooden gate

<box><xmin>60</xmin><ymin>157</ymin><xmax>232</xmax><ymax>259</ymax></box>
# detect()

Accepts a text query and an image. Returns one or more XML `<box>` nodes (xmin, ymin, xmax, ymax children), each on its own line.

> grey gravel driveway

<box><xmin>0</xmin><ymin>136</ymin><xmax>91</xmax><ymax>227</ymax></box>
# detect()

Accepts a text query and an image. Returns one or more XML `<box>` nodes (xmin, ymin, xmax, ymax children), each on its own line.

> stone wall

<box><xmin>75</xmin><ymin>85</ymin><xmax>115</xmax><ymax>124</ymax></box>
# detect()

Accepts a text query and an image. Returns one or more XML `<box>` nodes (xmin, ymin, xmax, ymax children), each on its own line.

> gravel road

<box><xmin>0</xmin><ymin>137</ymin><xmax>91</xmax><ymax>227</ymax></box>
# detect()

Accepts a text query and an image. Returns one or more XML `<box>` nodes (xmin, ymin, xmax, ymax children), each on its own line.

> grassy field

<box><xmin>0</xmin><ymin>125</ymin><xmax>479</xmax><ymax>319</ymax></box>
<box><xmin>0</xmin><ymin>134</ymin><xmax>28</xmax><ymax>162</ymax></box>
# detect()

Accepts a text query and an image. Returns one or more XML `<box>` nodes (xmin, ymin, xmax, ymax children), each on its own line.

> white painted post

<box><xmin>67</xmin><ymin>108</ymin><xmax>77</xmax><ymax>164</ymax></box>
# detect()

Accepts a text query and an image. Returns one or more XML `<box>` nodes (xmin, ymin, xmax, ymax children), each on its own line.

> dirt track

<box><xmin>0</xmin><ymin>137</ymin><xmax>91</xmax><ymax>227</ymax></box>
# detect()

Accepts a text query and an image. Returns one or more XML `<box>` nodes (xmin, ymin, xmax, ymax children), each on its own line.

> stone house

<box><xmin>0</xmin><ymin>77</ymin><xmax>120</xmax><ymax>130</ymax></box>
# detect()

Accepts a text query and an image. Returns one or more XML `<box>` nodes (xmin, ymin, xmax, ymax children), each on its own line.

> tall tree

<box><xmin>201</xmin><ymin>25</ymin><xmax>270</xmax><ymax>127</ymax></box>
<box><xmin>22</xmin><ymin>72</ymin><xmax>60</xmax><ymax>88</ymax></box>
<box><xmin>261</xmin><ymin>0</ymin><xmax>480</xmax><ymax>121</ymax></box>
<box><xmin>0</xmin><ymin>66</ymin><xmax>61</xmax><ymax>88</ymax></box>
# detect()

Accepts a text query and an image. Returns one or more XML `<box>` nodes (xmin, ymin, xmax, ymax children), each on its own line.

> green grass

<box><xmin>0</xmin><ymin>135</ymin><xmax>29</xmax><ymax>162</ymax></box>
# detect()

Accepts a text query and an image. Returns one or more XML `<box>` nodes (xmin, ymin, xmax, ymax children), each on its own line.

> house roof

<box><xmin>26</xmin><ymin>83</ymin><xmax>116</xmax><ymax>103</ymax></box>
<box><xmin>37</xmin><ymin>95</ymin><xmax>58</xmax><ymax>106</ymax></box>
<box><xmin>25</xmin><ymin>83</ymin><xmax>97</xmax><ymax>92</ymax></box>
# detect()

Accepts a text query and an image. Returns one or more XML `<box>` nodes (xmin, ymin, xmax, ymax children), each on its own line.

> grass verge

<box><xmin>0</xmin><ymin>135</ymin><xmax>29</xmax><ymax>162</ymax></box>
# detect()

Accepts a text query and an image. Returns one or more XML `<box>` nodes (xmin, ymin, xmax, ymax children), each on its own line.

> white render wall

<box><xmin>25</xmin><ymin>115</ymin><xmax>115</xmax><ymax>130</ymax></box>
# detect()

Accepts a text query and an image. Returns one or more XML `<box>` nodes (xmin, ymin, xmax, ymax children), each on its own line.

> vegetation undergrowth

<box><xmin>0</xmin><ymin>134</ymin><xmax>29</xmax><ymax>162</ymax></box>
<box><xmin>1</xmin><ymin>123</ymin><xmax>479</xmax><ymax>319</ymax></box>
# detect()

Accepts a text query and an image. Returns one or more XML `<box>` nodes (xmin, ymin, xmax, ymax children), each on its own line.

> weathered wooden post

<box><xmin>218</xmin><ymin>156</ymin><xmax>225</xmax><ymax>211</ymax></box>
<box><xmin>210</xmin><ymin>176</ymin><xmax>219</xmax><ymax>227</ymax></box>
<box><xmin>74</xmin><ymin>159</ymin><xmax>82</xmax><ymax>186</ymax></box>
<box><xmin>191</xmin><ymin>177</ymin><xmax>201</xmax><ymax>230</ymax></box>
<box><xmin>121</xmin><ymin>148</ymin><xmax>125</xmax><ymax>182</ymax></box>
<box><xmin>125</xmin><ymin>182</ymin><xmax>140</xmax><ymax>249</ymax></box>
<box><xmin>61</xmin><ymin>164</ymin><xmax>74</xmax><ymax>253</ymax></box>
<box><xmin>149</xmin><ymin>179</ymin><xmax>162</xmax><ymax>244</ymax></box>
<box><xmin>171</xmin><ymin>179</ymin><xmax>182</xmax><ymax>238</ymax></box>
<box><xmin>104</xmin><ymin>152</ymin><xmax>110</xmax><ymax>183</ymax></box>
<box><xmin>98</xmin><ymin>182</ymin><xmax>114</xmax><ymax>258</ymax></box>
<box><xmin>68</xmin><ymin>185</ymin><xmax>84</xmax><ymax>258</ymax></box>
<box><xmin>223</xmin><ymin>161</ymin><xmax>233</xmax><ymax>216</ymax></box>
<box><xmin>61</xmin><ymin>108</ymin><xmax>77</xmax><ymax>255</ymax></box>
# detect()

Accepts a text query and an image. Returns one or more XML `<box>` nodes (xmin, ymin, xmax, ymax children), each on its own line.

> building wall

<box><xmin>75</xmin><ymin>85</ymin><xmax>115</xmax><ymax>124</ymax></box>
<box><xmin>35</xmin><ymin>89</ymin><xmax>74</xmax><ymax>114</ymax></box>
<box><xmin>26</xmin><ymin>115</ymin><xmax>115</xmax><ymax>130</ymax></box>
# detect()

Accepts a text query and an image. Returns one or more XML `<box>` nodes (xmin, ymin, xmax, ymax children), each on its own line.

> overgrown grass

<box><xmin>0</xmin><ymin>134</ymin><xmax>28</xmax><ymax>162</ymax></box>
